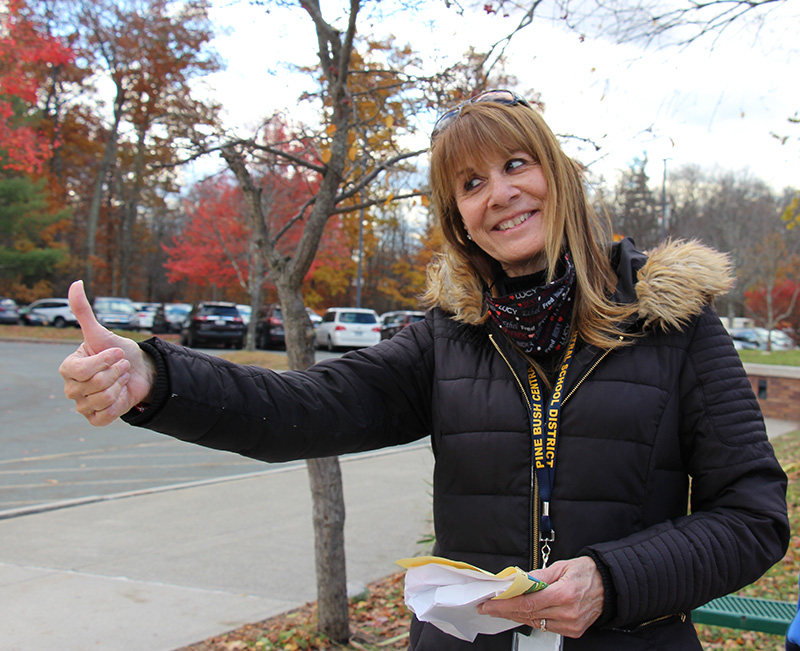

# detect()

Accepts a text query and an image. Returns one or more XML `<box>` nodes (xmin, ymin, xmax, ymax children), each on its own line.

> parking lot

<box><xmin>0</xmin><ymin>341</ymin><xmax>334</xmax><ymax>517</ymax></box>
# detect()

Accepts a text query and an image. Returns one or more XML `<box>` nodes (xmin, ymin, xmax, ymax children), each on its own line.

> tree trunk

<box><xmin>85</xmin><ymin>86</ymin><xmax>124</xmax><ymax>295</ymax></box>
<box><xmin>118</xmin><ymin>125</ymin><xmax>148</xmax><ymax>297</ymax></box>
<box><xmin>306</xmin><ymin>456</ymin><xmax>350</xmax><ymax>642</ymax></box>
<box><xmin>278</xmin><ymin>239</ymin><xmax>352</xmax><ymax>644</ymax></box>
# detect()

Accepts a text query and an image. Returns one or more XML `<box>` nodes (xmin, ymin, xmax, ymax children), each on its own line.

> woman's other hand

<box><xmin>477</xmin><ymin>556</ymin><xmax>605</xmax><ymax>639</ymax></box>
<box><xmin>58</xmin><ymin>280</ymin><xmax>156</xmax><ymax>426</ymax></box>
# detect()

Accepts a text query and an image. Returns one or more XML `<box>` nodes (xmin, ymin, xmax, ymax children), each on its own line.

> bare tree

<box><xmin>197</xmin><ymin>2</ymin><xmax>428</xmax><ymax>640</ymax></box>
<box><xmin>478</xmin><ymin>0</ymin><xmax>793</xmax><ymax>47</ymax></box>
<box><xmin>67</xmin><ymin>0</ymin><xmax>221</xmax><ymax>296</ymax></box>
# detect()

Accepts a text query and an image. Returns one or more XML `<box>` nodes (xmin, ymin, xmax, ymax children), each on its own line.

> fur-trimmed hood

<box><xmin>425</xmin><ymin>237</ymin><xmax>735</xmax><ymax>332</ymax></box>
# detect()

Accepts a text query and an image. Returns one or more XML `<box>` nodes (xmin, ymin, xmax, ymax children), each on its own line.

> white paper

<box><xmin>398</xmin><ymin>558</ymin><xmax>547</xmax><ymax>642</ymax></box>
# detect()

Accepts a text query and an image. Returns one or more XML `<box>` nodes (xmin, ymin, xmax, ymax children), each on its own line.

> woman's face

<box><xmin>455</xmin><ymin>149</ymin><xmax>548</xmax><ymax>277</ymax></box>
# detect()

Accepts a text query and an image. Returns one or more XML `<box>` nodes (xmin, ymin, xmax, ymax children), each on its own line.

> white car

<box><xmin>729</xmin><ymin>327</ymin><xmax>795</xmax><ymax>351</ymax></box>
<box><xmin>315</xmin><ymin>307</ymin><xmax>381</xmax><ymax>351</ymax></box>
<box><xmin>19</xmin><ymin>297</ymin><xmax>77</xmax><ymax>328</ymax></box>
<box><xmin>132</xmin><ymin>302</ymin><xmax>159</xmax><ymax>331</ymax></box>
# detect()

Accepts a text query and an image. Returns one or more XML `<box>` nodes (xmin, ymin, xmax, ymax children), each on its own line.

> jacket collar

<box><xmin>428</xmin><ymin>237</ymin><xmax>734</xmax><ymax>334</ymax></box>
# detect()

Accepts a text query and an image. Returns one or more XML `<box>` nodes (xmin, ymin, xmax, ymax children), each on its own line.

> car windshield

<box><xmin>339</xmin><ymin>311</ymin><xmax>377</xmax><ymax>324</ymax></box>
<box><xmin>165</xmin><ymin>305</ymin><xmax>190</xmax><ymax>316</ymax></box>
<box><xmin>199</xmin><ymin>305</ymin><xmax>239</xmax><ymax>317</ymax></box>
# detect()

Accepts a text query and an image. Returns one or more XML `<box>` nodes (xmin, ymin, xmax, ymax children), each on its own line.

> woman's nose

<box><xmin>488</xmin><ymin>173</ymin><xmax>519</xmax><ymax>208</ymax></box>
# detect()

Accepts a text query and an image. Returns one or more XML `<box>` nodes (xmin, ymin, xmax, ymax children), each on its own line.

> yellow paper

<box><xmin>396</xmin><ymin>555</ymin><xmax>546</xmax><ymax>599</ymax></box>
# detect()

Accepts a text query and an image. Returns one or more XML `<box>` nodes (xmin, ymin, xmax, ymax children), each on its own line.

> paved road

<box><xmin>0</xmin><ymin>340</ymin><xmax>336</xmax><ymax>516</ymax></box>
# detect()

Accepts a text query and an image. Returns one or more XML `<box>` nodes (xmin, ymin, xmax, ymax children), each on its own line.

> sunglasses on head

<box><xmin>431</xmin><ymin>89</ymin><xmax>534</xmax><ymax>141</ymax></box>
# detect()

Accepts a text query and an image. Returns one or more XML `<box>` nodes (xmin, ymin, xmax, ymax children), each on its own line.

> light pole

<box><xmin>356</xmin><ymin>201</ymin><xmax>364</xmax><ymax>308</ymax></box>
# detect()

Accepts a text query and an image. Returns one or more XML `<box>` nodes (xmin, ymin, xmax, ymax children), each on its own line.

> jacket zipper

<box><xmin>488</xmin><ymin>335</ymin><xmax>539</xmax><ymax>568</ymax></box>
<box><xmin>615</xmin><ymin>612</ymin><xmax>687</xmax><ymax>633</ymax></box>
<box><xmin>561</xmin><ymin>336</ymin><xmax>623</xmax><ymax>406</ymax></box>
<box><xmin>488</xmin><ymin>334</ymin><xmax>623</xmax><ymax>570</ymax></box>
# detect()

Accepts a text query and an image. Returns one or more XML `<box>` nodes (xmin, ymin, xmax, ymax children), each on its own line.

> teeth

<box><xmin>497</xmin><ymin>212</ymin><xmax>532</xmax><ymax>231</ymax></box>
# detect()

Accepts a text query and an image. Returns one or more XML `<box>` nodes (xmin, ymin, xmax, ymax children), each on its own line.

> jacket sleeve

<box><xmin>584</xmin><ymin>307</ymin><xmax>789</xmax><ymax>629</ymax></box>
<box><xmin>121</xmin><ymin>316</ymin><xmax>435</xmax><ymax>462</ymax></box>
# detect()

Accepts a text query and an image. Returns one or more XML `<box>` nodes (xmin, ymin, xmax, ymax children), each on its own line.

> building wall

<box><xmin>745</xmin><ymin>365</ymin><xmax>800</xmax><ymax>422</ymax></box>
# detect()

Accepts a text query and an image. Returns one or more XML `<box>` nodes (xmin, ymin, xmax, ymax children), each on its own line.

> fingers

<box><xmin>60</xmin><ymin>344</ymin><xmax>133</xmax><ymax>426</ymax></box>
<box><xmin>60</xmin><ymin>344</ymin><xmax>125</xmax><ymax>383</ymax></box>
<box><xmin>477</xmin><ymin>557</ymin><xmax>604</xmax><ymax>639</ymax></box>
<box><xmin>61</xmin><ymin>346</ymin><xmax>129</xmax><ymax>394</ymax></box>
<box><xmin>83</xmin><ymin>383</ymin><xmax>133</xmax><ymax>427</ymax></box>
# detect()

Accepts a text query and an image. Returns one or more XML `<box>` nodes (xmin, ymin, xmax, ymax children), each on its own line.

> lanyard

<box><xmin>527</xmin><ymin>332</ymin><xmax>577</xmax><ymax>566</ymax></box>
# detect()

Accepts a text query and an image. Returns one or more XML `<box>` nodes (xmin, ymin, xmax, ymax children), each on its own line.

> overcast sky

<box><xmin>202</xmin><ymin>0</ymin><xmax>799</xmax><ymax>192</ymax></box>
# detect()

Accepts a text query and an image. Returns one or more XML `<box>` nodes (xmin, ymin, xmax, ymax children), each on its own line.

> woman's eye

<box><xmin>506</xmin><ymin>159</ymin><xmax>525</xmax><ymax>171</ymax></box>
<box><xmin>463</xmin><ymin>177</ymin><xmax>481</xmax><ymax>191</ymax></box>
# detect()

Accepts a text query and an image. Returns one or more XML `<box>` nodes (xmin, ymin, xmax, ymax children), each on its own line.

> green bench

<box><xmin>693</xmin><ymin>594</ymin><xmax>797</xmax><ymax>635</ymax></box>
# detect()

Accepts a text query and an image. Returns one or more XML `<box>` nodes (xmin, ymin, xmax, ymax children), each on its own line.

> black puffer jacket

<box><xmin>126</xmin><ymin>239</ymin><xmax>789</xmax><ymax>650</ymax></box>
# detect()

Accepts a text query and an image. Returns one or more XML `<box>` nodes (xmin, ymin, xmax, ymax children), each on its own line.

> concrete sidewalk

<box><xmin>0</xmin><ymin>444</ymin><xmax>435</xmax><ymax>651</ymax></box>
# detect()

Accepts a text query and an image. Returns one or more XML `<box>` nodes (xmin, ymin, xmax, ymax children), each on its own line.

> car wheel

<box><xmin>235</xmin><ymin>337</ymin><xmax>244</xmax><ymax>350</ymax></box>
<box><xmin>326</xmin><ymin>335</ymin><xmax>336</xmax><ymax>352</ymax></box>
<box><xmin>53</xmin><ymin>316</ymin><xmax>66</xmax><ymax>328</ymax></box>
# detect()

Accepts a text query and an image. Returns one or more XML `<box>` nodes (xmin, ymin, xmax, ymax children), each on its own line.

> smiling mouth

<box><xmin>496</xmin><ymin>211</ymin><xmax>535</xmax><ymax>232</ymax></box>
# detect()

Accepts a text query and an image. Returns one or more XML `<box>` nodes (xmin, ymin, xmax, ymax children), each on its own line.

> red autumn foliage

<box><xmin>162</xmin><ymin>175</ymin><xmax>249</xmax><ymax>291</ymax></box>
<box><xmin>744</xmin><ymin>278</ymin><xmax>800</xmax><ymax>341</ymax></box>
<box><xmin>163</xmin><ymin>167</ymin><xmax>352</xmax><ymax>304</ymax></box>
<box><xmin>0</xmin><ymin>0</ymin><xmax>73</xmax><ymax>175</ymax></box>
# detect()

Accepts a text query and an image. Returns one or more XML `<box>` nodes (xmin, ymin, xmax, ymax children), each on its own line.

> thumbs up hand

<box><xmin>59</xmin><ymin>280</ymin><xmax>156</xmax><ymax>426</ymax></box>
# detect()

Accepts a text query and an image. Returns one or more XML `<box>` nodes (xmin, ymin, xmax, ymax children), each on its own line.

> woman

<box><xmin>60</xmin><ymin>90</ymin><xmax>789</xmax><ymax>650</ymax></box>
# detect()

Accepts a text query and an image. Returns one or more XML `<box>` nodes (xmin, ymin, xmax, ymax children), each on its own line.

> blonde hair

<box><xmin>424</xmin><ymin>101</ymin><xmax>635</xmax><ymax>350</ymax></box>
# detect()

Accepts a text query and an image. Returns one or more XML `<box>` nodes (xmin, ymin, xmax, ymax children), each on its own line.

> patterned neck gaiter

<box><xmin>484</xmin><ymin>254</ymin><xmax>576</xmax><ymax>356</ymax></box>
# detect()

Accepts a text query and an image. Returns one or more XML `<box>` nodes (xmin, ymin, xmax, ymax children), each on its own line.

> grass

<box><xmin>739</xmin><ymin>348</ymin><xmax>800</xmax><ymax>367</ymax></box>
<box><xmin>695</xmin><ymin>427</ymin><xmax>800</xmax><ymax>650</ymax></box>
<box><xmin>0</xmin><ymin>324</ymin><xmax>291</xmax><ymax>370</ymax></box>
<box><xmin>0</xmin><ymin>323</ymin><xmax>158</xmax><ymax>343</ymax></box>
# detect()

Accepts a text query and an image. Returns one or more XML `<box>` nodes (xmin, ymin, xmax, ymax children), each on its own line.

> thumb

<box><xmin>68</xmin><ymin>280</ymin><xmax>115</xmax><ymax>355</ymax></box>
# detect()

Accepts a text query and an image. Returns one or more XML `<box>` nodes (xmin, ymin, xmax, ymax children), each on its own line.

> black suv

<box><xmin>180</xmin><ymin>301</ymin><xmax>245</xmax><ymax>349</ymax></box>
<box><xmin>254</xmin><ymin>303</ymin><xmax>285</xmax><ymax>349</ymax></box>
<box><xmin>152</xmin><ymin>302</ymin><xmax>191</xmax><ymax>334</ymax></box>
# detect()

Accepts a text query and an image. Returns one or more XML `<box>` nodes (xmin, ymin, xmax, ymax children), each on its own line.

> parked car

<box><xmin>729</xmin><ymin>335</ymin><xmax>759</xmax><ymax>351</ymax></box>
<box><xmin>18</xmin><ymin>297</ymin><xmax>77</xmax><ymax>327</ymax></box>
<box><xmin>306</xmin><ymin>307</ymin><xmax>322</xmax><ymax>326</ymax></box>
<box><xmin>92</xmin><ymin>297</ymin><xmax>138</xmax><ymax>330</ymax></box>
<box><xmin>180</xmin><ymin>301</ymin><xmax>245</xmax><ymax>349</ymax></box>
<box><xmin>0</xmin><ymin>298</ymin><xmax>20</xmax><ymax>324</ymax></box>
<box><xmin>729</xmin><ymin>327</ymin><xmax>795</xmax><ymax>351</ymax></box>
<box><xmin>379</xmin><ymin>310</ymin><xmax>425</xmax><ymax>340</ymax></box>
<box><xmin>132</xmin><ymin>302</ymin><xmax>159</xmax><ymax>331</ymax></box>
<box><xmin>315</xmin><ymin>307</ymin><xmax>381</xmax><ymax>351</ymax></box>
<box><xmin>151</xmin><ymin>302</ymin><xmax>192</xmax><ymax>334</ymax></box>
<box><xmin>254</xmin><ymin>303</ymin><xmax>285</xmax><ymax>349</ymax></box>
<box><xmin>236</xmin><ymin>304</ymin><xmax>252</xmax><ymax>326</ymax></box>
